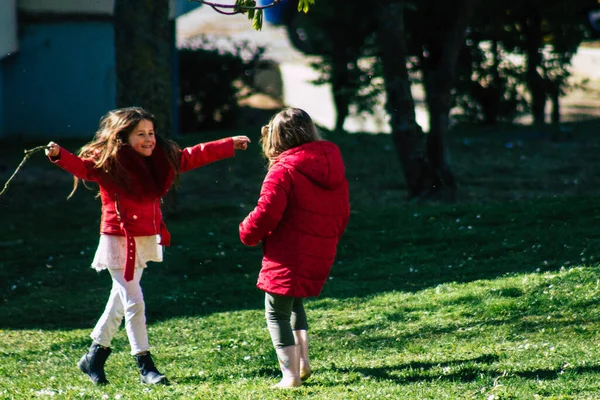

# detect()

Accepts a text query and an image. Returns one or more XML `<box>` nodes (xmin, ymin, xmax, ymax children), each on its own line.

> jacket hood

<box><xmin>275</xmin><ymin>141</ymin><xmax>346</xmax><ymax>190</ymax></box>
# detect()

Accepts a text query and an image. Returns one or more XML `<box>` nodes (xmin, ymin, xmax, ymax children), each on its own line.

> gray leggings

<box><xmin>265</xmin><ymin>292</ymin><xmax>308</xmax><ymax>349</ymax></box>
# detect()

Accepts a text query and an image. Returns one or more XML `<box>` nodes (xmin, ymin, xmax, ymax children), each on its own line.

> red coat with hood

<box><xmin>50</xmin><ymin>138</ymin><xmax>234</xmax><ymax>280</ymax></box>
<box><xmin>239</xmin><ymin>140</ymin><xmax>350</xmax><ymax>298</ymax></box>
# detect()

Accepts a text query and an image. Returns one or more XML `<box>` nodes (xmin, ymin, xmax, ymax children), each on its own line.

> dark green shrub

<box><xmin>178</xmin><ymin>38</ymin><xmax>266</xmax><ymax>132</ymax></box>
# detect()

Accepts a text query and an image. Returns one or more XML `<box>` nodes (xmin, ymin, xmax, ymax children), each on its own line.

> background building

<box><xmin>0</xmin><ymin>0</ymin><xmax>199</xmax><ymax>139</ymax></box>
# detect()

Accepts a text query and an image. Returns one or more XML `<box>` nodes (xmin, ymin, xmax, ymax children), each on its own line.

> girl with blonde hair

<box><xmin>240</xmin><ymin>108</ymin><xmax>350</xmax><ymax>388</ymax></box>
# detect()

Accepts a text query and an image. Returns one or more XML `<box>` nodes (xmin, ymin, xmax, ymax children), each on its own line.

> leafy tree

<box><xmin>520</xmin><ymin>0</ymin><xmax>597</xmax><ymax>125</ymax></box>
<box><xmin>283</xmin><ymin>0</ymin><xmax>596</xmax><ymax>200</ymax></box>
<box><xmin>453</xmin><ymin>39</ymin><xmax>529</xmax><ymax>125</ymax></box>
<box><xmin>452</xmin><ymin>5</ymin><xmax>530</xmax><ymax>125</ymax></box>
<box><xmin>280</xmin><ymin>0</ymin><xmax>481</xmax><ymax>200</ymax></box>
<box><xmin>283</xmin><ymin>0</ymin><xmax>378</xmax><ymax>131</ymax></box>
<box><xmin>464</xmin><ymin>0</ymin><xmax>597</xmax><ymax>125</ymax></box>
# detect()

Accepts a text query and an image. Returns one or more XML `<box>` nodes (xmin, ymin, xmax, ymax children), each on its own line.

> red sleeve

<box><xmin>239</xmin><ymin>164</ymin><xmax>291</xmax><ymax>247</ymax></box>
<box><xmin>179</xmin><ymin>137</ymin><xmax>235</xmax><ymax>173</ymax></box>
<box><xmin>49</xmin><ymin>147</ymin><xmax>99</xmax><ymax>182</ymax></box>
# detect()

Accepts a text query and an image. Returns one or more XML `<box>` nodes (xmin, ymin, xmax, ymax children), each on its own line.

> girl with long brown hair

<box><xmin>46</xmin><ymin>106</ymin><xmax>250</xmax><ymax>385</ymax></box>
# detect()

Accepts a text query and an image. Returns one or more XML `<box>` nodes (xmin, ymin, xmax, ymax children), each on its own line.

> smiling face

<box><xmin>127</xmin><ymin>119</ymin><xmax>156</xmax><ymax>157</ymax></box>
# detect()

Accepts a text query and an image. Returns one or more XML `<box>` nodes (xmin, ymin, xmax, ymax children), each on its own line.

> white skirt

<box><xmin>91</xmin><ymin>234</ymin><xmax>163</xmax><ymax>271</ymax></box>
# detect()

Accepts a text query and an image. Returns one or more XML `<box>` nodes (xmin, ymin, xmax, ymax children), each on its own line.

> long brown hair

<box><xmin>69</xmin><ymin>107</ymin><xmax>180</xmax><ymax>198</ymax></box>
<box><xmin>260</xmin><ymin>108</ymin><xmax>322</xmax><ymax>168</ymax></box>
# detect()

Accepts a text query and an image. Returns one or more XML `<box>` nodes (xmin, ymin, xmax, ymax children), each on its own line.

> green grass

<box><xmin>1</xmin><ymin>119</ymin><xmax>600</xmax><ymax>398</ymax></box>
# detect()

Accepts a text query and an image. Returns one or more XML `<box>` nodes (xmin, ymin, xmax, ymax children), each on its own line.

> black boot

<box><xmin>77</xmin><ymin>342</ymin><xmax>111</xmax><ymax>385</ymax></box>
<box><xmin>135</xmin><ymin>352</ymin><xmax>168</xmax><ymax>385</ymax></box>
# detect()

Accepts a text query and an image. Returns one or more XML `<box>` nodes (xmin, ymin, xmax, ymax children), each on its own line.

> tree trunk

<box><xmin>523</xmin><ymin>10</ymin><xmax>546</xmax><ymax>125</ymax></box>
<box><xmin>331</xmin><ymin>56</ymin><xmax>352</xmax><ymax>132</ymax></box>
<box><xmin>377</xmin><ymin>2</ymin><xmax>432</xmax><ymax>199</ymax></box>
<box><xmin>550</xmin><ymin>90</ymin><xmax>560</xmax><ymax>125</ymax></box>
<box><xmin>484</xmin><ymin>40</ymin><xmax>504</xmax><ymax>125</ymax></box>
<box><xmin>114</xmin><ymin>0</ymin><xmax>173</xmax><ymax>133</ymax></box>
<box><xmin>421</xmin><ymin>0</ymin><xmax>478</xmax><ymax>201</ymax></box>
<box><xmin>329</xmin><ymin>30</ymin><xmax>363</xmax><ymax>132</ymax></box>
<box><xmin>114</xmin><ymin>0</ymin><xmax>177</xmax><ymax>213</ymax></box>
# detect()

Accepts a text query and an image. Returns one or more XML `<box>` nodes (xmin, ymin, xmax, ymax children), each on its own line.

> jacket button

<box><xmin>133</xmin><ymin>215</ymin><xmax>138</xmax><ymax>219</ymax></box>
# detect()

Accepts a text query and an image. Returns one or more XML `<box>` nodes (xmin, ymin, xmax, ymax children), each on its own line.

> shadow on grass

<box><xmin>1</xmin><ymin>194</ymin><xmax>600</xmax><ymax>331</ymax></box>
<box><xmin>174</xmin><ymin>365</ymin><xmax>282</xmax><ymax>385</ymax></box>
<box><xmin>331</xmin><ymin>353</ymin><xmax>498</xmax><ymax>383</ymax></box>
<box><xmin>329</xmin><ymin>355</ymin><xmax>600</xmax><ymax>384</ymax></box>
<box><xmin>313</xmin><ymin>313</ymin><xmax>600</xmax><ymax>357</ymax></box>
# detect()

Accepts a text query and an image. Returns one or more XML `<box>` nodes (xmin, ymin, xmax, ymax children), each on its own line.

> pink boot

<box><xmin>293</xmin><ymin>330</ymin><xmax>312</xmax><ymax>380</ymax></box>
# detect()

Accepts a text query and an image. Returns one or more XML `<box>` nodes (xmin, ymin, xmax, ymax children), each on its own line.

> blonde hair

<box><xmin>69</xmin><ymin>107</ymin><xmax>180</xmax><ymax>198</ymax></box>
<box><xmin>260</xmin><ymin>108</ymin><xmax>322</xmax><ymax>168</ymax></box>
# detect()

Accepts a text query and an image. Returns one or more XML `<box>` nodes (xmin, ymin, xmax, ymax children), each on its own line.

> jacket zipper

<box><xmin>114</xmin><ymin>193</ymin><xmax>121</xmax><ymax>222</ymax></box>
<box><xmin>153</xmin><ymin>199</ymin><xmax>157</xmax><ymax>234</ymax></box>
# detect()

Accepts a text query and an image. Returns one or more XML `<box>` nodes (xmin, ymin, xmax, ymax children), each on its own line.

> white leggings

<box><xmin>90</xmin><ymin>267</ymin><xmax>149</xmax><ymax>355</ymax></box>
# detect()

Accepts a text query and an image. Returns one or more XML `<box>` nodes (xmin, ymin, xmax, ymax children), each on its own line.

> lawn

<box><xmin>1</xmin><ymin>118</ymin><xmax>600</xmax><ymax>399</ymax></box>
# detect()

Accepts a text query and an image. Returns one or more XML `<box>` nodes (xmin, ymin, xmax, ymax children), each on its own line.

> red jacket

<box><xmin>239</xmin><ymin>141</ymin><xmax>350</xmax><ymax>297</ymax></box>
<box><xmin>51</xmin><ymin>138</ymin><xmax>234</xmax><ymax>280</ymax></box>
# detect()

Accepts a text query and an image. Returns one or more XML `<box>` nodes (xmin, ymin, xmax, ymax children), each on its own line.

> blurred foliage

<box><xmin>453</xmin><ymin>0</ymin><xmax>598</xmax><ymax>124</ymax></box>
<box><xmin>178</xmin><ymin>38</ymin><xmax>266</xmax><ymax>133</ymax></box>
<box><xmin>453</xmin><ymin>40</ymin><xmax>530</xmax><ymax>125</ymax></box>
<box><xmin>282</xmin><ymin>0</ymin><xmax>378</xmax><ymax>131</ymax></box>
<box><xmin>283</xmin><ymin>0</ymin><xmax>599</xmax><ymax>127</ymax></box>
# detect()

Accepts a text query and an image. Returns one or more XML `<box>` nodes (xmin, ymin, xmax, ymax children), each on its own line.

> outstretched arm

<box><xmin>179</xmin><ymin>136</ymin><xmax>250</xmax><ymax>173</ymax></box>
<box><xmin>239</xmin><ymin>165</ymin><xmax>290</xmax><ymax>247</ymax></box>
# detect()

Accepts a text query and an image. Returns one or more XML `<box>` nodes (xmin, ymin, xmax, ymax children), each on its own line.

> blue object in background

<box><xmin>2</xmin><ymin>22</ymin><xmax>116</xmax><ymax>138</ymax></box>
<box><xmin>0</xmin><ymin>67</ymin><xmax>4</xmax><ymax>137</ymax></box>
<box><xmin>258</xmin><ymin>0</ymin><xmax>289</xmax><ymax>26</ymax></box>
<box><xmin>589</xmin><ymin>9</ymin><xmax>600</xmax><ymax>31</ymax></box>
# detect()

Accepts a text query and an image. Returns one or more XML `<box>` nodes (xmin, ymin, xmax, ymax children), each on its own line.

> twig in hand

<box><xmin>0</xmin><ymin>145</ymin><xmax>48</xmax><ymax>198</ymax></box>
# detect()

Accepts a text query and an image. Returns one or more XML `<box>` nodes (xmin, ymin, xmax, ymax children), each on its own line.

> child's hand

<box><xmin>45</xmin><ymin>142</ymin><xmax>60</xmax><ymax>158</ymax></box>
<box><xmin>232</xmin><ymin>136</ymin><xmax>251</xmax><ymax>151</ymax></box>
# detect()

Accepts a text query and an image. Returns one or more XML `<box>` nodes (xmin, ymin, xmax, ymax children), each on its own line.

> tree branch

<box><xmin>0</xmin><ymin>146</ymin><xmax>48</xmax><ymax>198</ymax></box>
<box><xmin>191</xmin><ymin>0</ymin><xmax>280</xmax><ymax>15</ymax></box>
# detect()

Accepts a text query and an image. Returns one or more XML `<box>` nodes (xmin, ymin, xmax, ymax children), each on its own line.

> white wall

<box><xmin>0</xmin><ymin>0</ymin><xmax>18</xmax><ymax>59</ymax></box>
